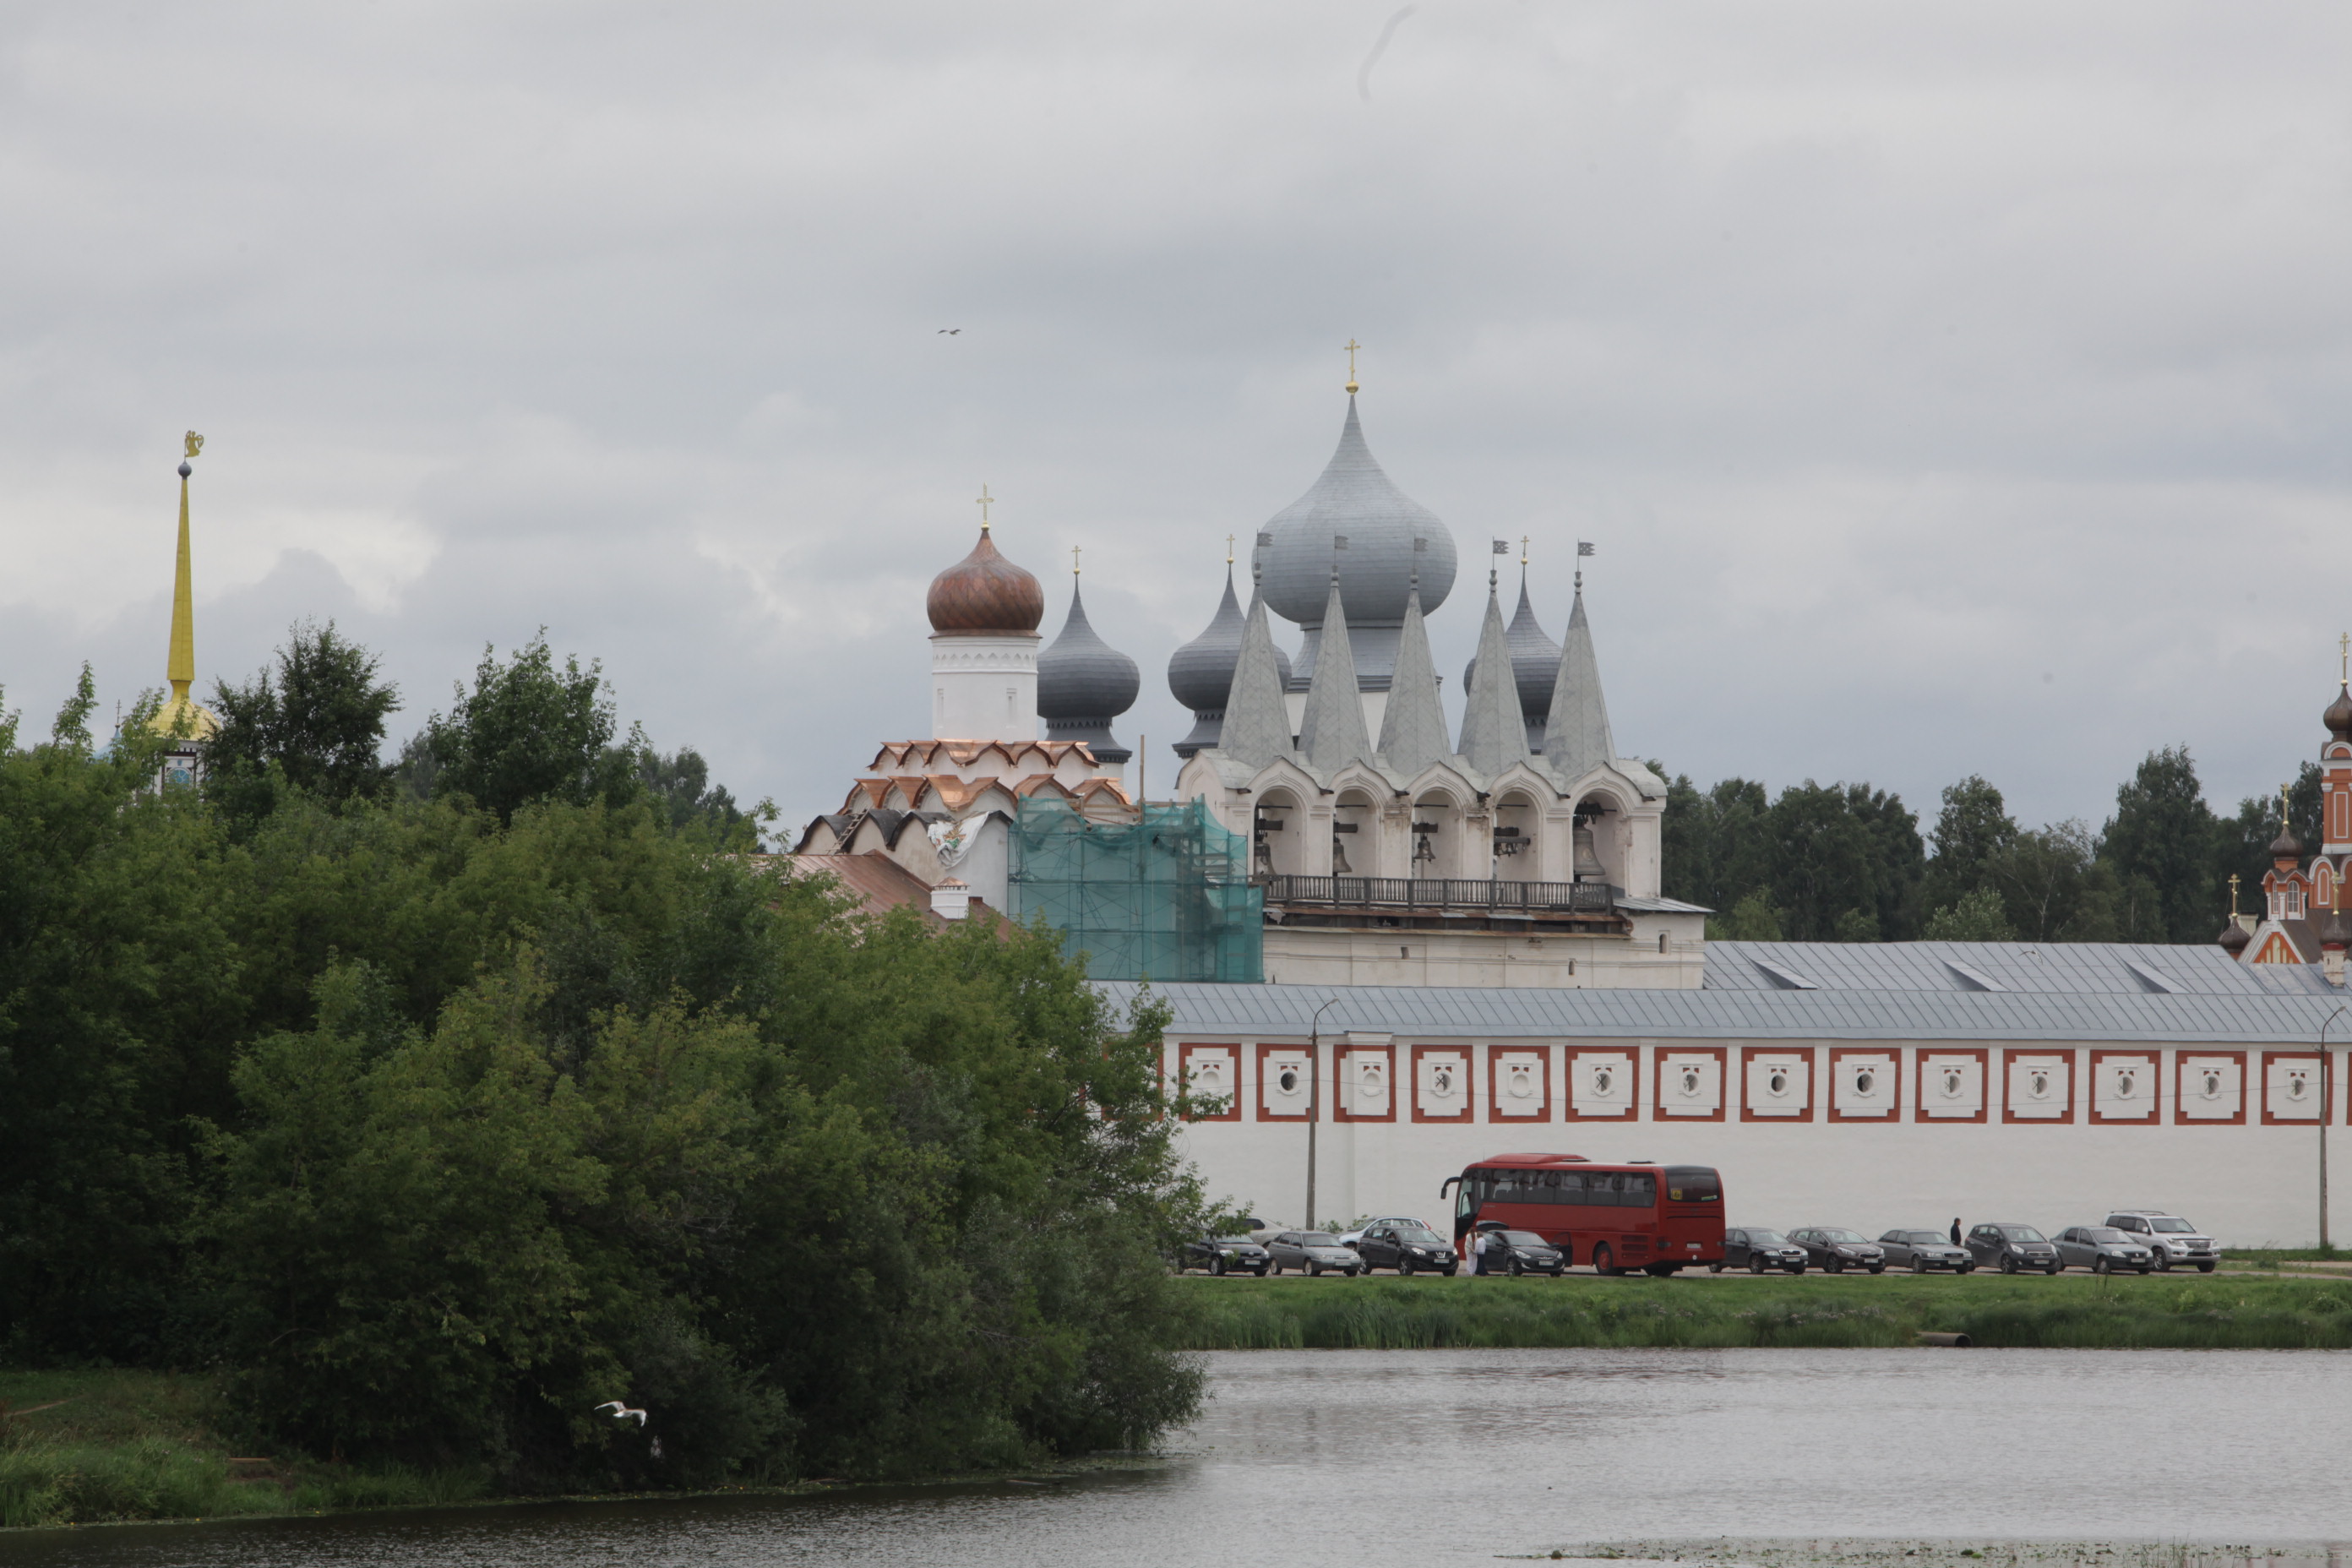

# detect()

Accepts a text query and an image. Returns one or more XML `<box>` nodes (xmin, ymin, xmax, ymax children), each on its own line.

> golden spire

<box><xmin>1343</xmin><ymin>339</ymin><xmax>1361</xmax><ymax>395</ymax></box>
<box><xmin>149</xmin><ymin>432</ymin><xmax>219</xmax><ymax>742</ymax></box>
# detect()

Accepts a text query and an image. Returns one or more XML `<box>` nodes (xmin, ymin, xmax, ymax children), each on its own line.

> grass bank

<box><xmin>0</xmin><ymin>1369</ymin><xmax>486</xmax><ymax>1530</ymax></box>
<box><xmin>1173</xmin><ymin>1271</ymin><xmax>2352</xmax><ymax>1350</ymax></box>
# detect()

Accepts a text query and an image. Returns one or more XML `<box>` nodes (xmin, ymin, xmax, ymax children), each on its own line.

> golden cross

<box><xmin>1520</xmin><ymin>534</ymin><xmax>1530</xmax><ymax>567</ymax></box>
<box><xmin>976</xmin><ymin>484</ymin><xmax>994</xmax><ymax>531</ymax></box>
<box><xmin>2340</xmin><ymin>630</ymin><xmax>2349</xmax><ymax>683</ymax></box>
<box><xmin>1071</xmin><ymin>543</ymin><xmax>1082</xmax><ymax>576</ymax></box>
<box><xmin>2283</xmin><ymin>783</ymin><xmax>2295</xmax><ymax>830</ymax></box>
<box><xmin>1225</xmin><ymin>532</ymin><xmax>1235</xmax><ymax>564</ymax></box>
<box><xmin>2230</xmin><ymin>872</ymin><xmax>2241</xmax><ymax>915</ymax></box>
<box><xmin>183</xmin><ymin>431</ymin><xmax>204</xmax><ymax>460</ymax></box>
<box><xmin>1343</xmin><ymin>339</ymin><xmax>1362</xmax><ymax>394</ymax></box>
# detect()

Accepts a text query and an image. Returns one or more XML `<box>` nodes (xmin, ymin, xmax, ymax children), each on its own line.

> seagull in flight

<box><xmin>938</xmin><ymin>328</ymin><xmax>961</xmax><ymax>334</ymax></box>
<box><xmin>594</xmin><ymin>1402</ymin><xmax>649</xmax><ymax>1426</ymax></box>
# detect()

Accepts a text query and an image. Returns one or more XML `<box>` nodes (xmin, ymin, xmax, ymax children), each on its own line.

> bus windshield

<box><xmin>1664</xmin><ymin>1167</ymin><xmax>1721</xmax><ymax>1202</ymax></box>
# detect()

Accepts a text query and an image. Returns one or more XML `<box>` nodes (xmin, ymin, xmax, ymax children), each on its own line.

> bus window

<box><xmin>1625</xmin><ymin>1173</ymin><xmax>1656</xmax><ymax>1206</ymax></box>
<box><xmin>1664</xmin><ymin>1167</ymin><xmax>1721</xmax><ymax>1204</ymax></box>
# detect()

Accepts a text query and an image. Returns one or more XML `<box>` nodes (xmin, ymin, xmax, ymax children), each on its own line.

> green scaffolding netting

<box><xmin>1010</xmin><ymin>797</ymin><xmax>1264</xmax><ymax>983</ymax></box>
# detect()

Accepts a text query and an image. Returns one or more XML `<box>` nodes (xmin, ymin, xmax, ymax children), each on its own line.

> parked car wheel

<box><xmin>1911</xmin><ymin>1255</ymin><xmax>1928</xmax><ymax>1274</ymax></box>
<box><xmin>1269</xmin><ymin>1260</ymin><xmax>1283</xmax><ymax>1276</ymax></box>
<box><xmin>2092</xmin><ymin>1255</ymin><xmax>2110</xmax><ymax>1275</ymax></box>
<box><xmin>2137</xmin><ymin>1266</ymin><xmax>2152</xmax><ymax>1275</ymax></box>
<box><xmin>2152</xmin><ymin>1252</ymin><xmax>2173</xmax><ymax>1271</ymax></box>
<box><xmin>1442</xmin><ymin>1265</ymin><xmax>1458</xmax><ymax>1277</ymax></box>
<box><xmin>1957</xmin><ymin>1263</ymin><xmax>1974</xmax><ymax>1274</ymax></box>
<box><xmin>1592</xmin><ymin>1244</ymin><xmax>1618</xmax><ymax>1277</ymax></box>
<box><xmin>1868</xmin><ymin>1263</ymin><xmax>1885</xmax><ymax>1275</ymax></box>
<box><xmin>1790</xmin><ymin>1264</ymin><xmax>1805</xmax><ymax>1274</ymax></box>
<box><xmin>1825</xmin><ymin>1256</ymin><xmax>1844</xmax><ymax>1274</ymax></box>
<box><xmin>2197</xmin><ymin>1262</ymin><xmax>2216</xmax><ymax>1273</ymax></box>
<box><xmin>1709</xmin><ymin>1260</ymin><xmax>1725</xmax><ymax>1274</ymax></box>
<box><xmin>1211</xmin><ymin>1255</ymin><xmax>1228</xmax><ymax>1277</ymax></box>
<box><xmin>1508</xmin><ymin>1257</ymin><xmax>1525</xmax><ymax>1277</ymax></box>
<box><xmin>1397</xmin><ymin>1256</ymin><xmax>1414</xmax><ymax>1277</ymax></box>
<box><xmin>1748</xmin><ymin>1255</ymin><xmax>1767</xmax><ymax>1275</ymax></box>
<box><xmin>1254</xmin><ymin>1265</ymin><xmax>1270</xmax><ymax>1277</ymax></box>
<box><xmin>2000</xmin><ymin>1255</ymin><xmax>2017</xmax><ymax>1275</ymax></box>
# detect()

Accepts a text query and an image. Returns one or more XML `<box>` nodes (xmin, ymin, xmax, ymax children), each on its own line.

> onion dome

<box><xmin>1254</xmin><ymin>397</ymin><xmax>1456</xmax><ymax>690</ymax></box>
<box><xmin>2327</xmin><ymin>682</ymin><xmax>2352</xmax><ymax>742</ymax></box>
<box><xmin>928</xmin><ymin>527</ymin><xmax>1043</xmax><ymax>635</ymax></box>
<box><xmin>2322</xmin><ymin>908</ymin><xmax>2352</xmax><ymax>950</ymax></box>
<box><xmin>1168</xmin><ymin>564</ymin><xmax>1291</xmax><ymax>759</ymax></box>
<box><xmin>1464</xmin><ymin>569</ymin><xmax>1564</xmax><ymax>752</ymax></box>
<box><xmin>2218</xmin><ymin>919</ymin><xmax>2251</xmax><ymax>956</ymax></box>
<box><xmin>2272</xmin><ymin>825</ymin><xmax>2304</xmax><ymax>862</ymax></box>
<box><xmin>1037</xmin><ymin>576</ymin><xmax>1138</xmax><ymax>765</ymax></box>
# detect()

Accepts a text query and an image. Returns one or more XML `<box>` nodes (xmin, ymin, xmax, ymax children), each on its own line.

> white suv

<box><xmin>2104</xmin><ymin>1211</ymin><xmax>2219</xmax><ymax>1272</ymax></box>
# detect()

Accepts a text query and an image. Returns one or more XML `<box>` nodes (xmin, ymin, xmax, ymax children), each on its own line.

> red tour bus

<box><xmin>1441</xmin><ymin>1152</ymin><xmax>1725</xmax><ymax>1276</ymax></box>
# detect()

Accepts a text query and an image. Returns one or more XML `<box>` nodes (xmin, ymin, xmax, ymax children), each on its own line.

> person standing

<box><xmin>1949</xmin><ymin>1217</ymin><xmax>1963</xmax><ymax>1246</ymax></box>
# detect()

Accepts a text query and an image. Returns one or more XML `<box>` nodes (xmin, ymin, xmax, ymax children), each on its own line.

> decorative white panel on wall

<box><xmin>1744</xmin><ymin>1051</ymin><xmax>1811</xmax><ymax>1118</ymax></box>
<box><xmin>1832</xmin><ymin>1052</ymin><xmax>1897</xmax><ymax>1119</ymax></box>
<box><xmin>1260</xmin><ymin>1046</ymin><xmax>1313</xmax><ymax>1119</ymax></box>
<box><xmin>1657</xmin><ymin>1051</ymin><xmax>1723</xmax><ymax>1118</ymax></box>
<box><xmin>1417</xmin><ymin>1048</ymin><xmax>1471</xmax><ymax>1120</ymax></box>
<box><xmin>1341</xmin><ymin>1049</ymin><xmax>1391</xmax><ymax>1119</ymax></box>
<box><xmin>1180</xmin><ymin>1043</ymin><xmax>1240</xmax><ymax>1119</ymax></box>
<box><xmin>1919</xmin><ymin>1053</ymin><xmax>1984</xmax><ymax>1119</ymax></box>
<box><xmin>2178</xmin><ymin>1055</ymin><xmax>2243</xmax><ymax>1122</ymax></box>
<box><xmin>1569</xmin><ymin>1050</ymin><xmax>1635</xmax><ymax>1119</ymax></box>
<box><xmin>2006</xmin><ymin>1054</ymin><xmax>2072</xmax><ymax>1120</ymax></box>
<box><xmin>1492</xmin><ymin>1048</ymin><xmax>1548</xmax><ymax>1119</ymax></box>
<box><xmin>2267</xmin><ymin>1054</ymin><xmax>2323</xmax><ymax>1121</ymax></box>
<box><xmin>2093</xmin><ymin>1054</ymin><xmax>2158</xmax><ymax>1121</ymax></box>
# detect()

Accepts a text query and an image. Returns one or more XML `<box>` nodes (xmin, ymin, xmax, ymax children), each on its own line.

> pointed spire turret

<box><xmin>1169</xmin><ymin>559</ymin><xmax>1289</xmax><ymax>760</ymax></box>
<box><xmin>1217</xmin><ymin>568</ymin><xmax>1298</xmax><ymax>768</ymax></box>
<box><xmin>1377</xmin><ymin>580</ymin><xmax>1450</xmax><ymax>776</ymax></box>
<box><xmin>1456</xmin><ymin>571</ymin><xmax>1532</xmax><ymax>776</ymax></box>
<box><xmin>150</xmin><ymin>432</ymin><xmax>219</xmax><ymax>743</ymax></box>
<box><xmin>1298</xmin><ymin>568</ymin><xmax>1371</xmax><ymax>770</ymax></box>
<box><xmin>1543</xmin><ymin>579</ymin><xmax>1616</xmax><ymax>782</ymax></box>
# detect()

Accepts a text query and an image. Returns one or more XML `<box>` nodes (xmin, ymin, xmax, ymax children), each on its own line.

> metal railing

<box><xmin>1262</xmin><ymin>874</ymin><xmax>1615</xmax><ymax>912</ymax></box>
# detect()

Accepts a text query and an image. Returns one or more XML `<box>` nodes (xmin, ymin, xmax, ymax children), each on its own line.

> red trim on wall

<box><xmin>1176</xmin><ymin>1042</ymin><xmax>1242</xmax><ymax>1123</ymax></box>
<box><xmin>2088</xmin><ymin>1049</ymin><xmax>2161</xmax><ymax>1124</ymax></box>
<box><xmin>1826</xmin><ymin>1048</ymin><xmax>1901</xmax><ymax>1123</ymax></box>
<box><xmin>1564</xmin><ymin>1046</ymin><xmax>1641</xmax><ymax>1121</ymax></box>
<box><xmin>1486</xmin><ymin>1046</ymin><xmax>1553</xmax><ymax>1123</ymax></box>
<box><xmin>1913</xmin><ymin>1048</ymin><xmax>1990</xmax><ymax>1124</ymax></box>
<box><xmin>2001</xmin><ymin>1049</ymin><xmax>2077</xmax><ymax>1125</ymax></box>
<box><xmin>1738</xmin><ymin>1045</ymin><xmax>1817</xmax><ymax>1123</ymax></box>
<box><xmin>1255</xmin><ymin>1041</ymin><xmax>1315</xmax><ymax>1122</ymax></box>
<box><xmin>1652</xmin><ymin>1046</ymin><xmax>1728</xmax><ymax>1123</ymax></box>
<box><xmin>2261</xmin><ymin>1050</ymin><xmax>2333</xmax><ymax>1126</ymax></box>
<box><xmin>2174</xmin><ymin>1050</ymin><xmax>2249</xmax><ymax>1126</ymax></box>
<box><xmin>1334</xmin><ymin>1043</ymin><xmax>1396</xmax><ymax>1124</ymax></box>
<box><xmin>1410</xmin><ymin>1043</ymin><xmax>1476</xmax><ymax>1123</ymax></box>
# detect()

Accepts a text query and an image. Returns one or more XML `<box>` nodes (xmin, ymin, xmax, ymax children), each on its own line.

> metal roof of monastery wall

<box><xmin>1094</xmin><ymin>939</ymin><xmax>2343</xmax><ymax>1043</ymax></box>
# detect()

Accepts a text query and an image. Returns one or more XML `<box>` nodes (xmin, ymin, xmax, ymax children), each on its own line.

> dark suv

<box><xmin>1966</xmin><ymin>1222</ymin><xmax>2060</xmax><ymax>1275</ymax></box>
<box><xmin>1356</xmin><ymin>1222</ymin><xmax>1459</xmax><ymax>1277</ymax></box>
<box><xmin>1788</xmin><ymin>1228</ymin><xmax>1886</xmax><ymax>1273</ymax></box>
<box><xmin>1714</xmin><ymin>1227</ymin><xmax>1807</xmax><ymax>1274</ymax></box>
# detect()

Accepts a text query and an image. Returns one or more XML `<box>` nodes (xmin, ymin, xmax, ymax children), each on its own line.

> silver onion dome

<box><xmin>1251</xmin><ymin>396</ymin><xmax>1456</xmax><ymax>692</ymax></box>
<box><xmin>1464</xmin><ymin>570</ymin><xmax>1563</xmax><ymax>753</ymax></box>
<box><xmin>1037</xmin><ymin>577</ymin><xmax>1139</xmax><ymax>765</ymax></box>
<box><xmin>1168</xmin><ymin>564</ymin><xmax>1290</xmax><ymax>759</ymax></box>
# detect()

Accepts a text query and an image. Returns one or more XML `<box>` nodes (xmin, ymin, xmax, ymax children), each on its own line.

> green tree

<box><xmin>1924</xmin><ymin>775</ymin><xmax>2018</xmax><ymax>915</ymax></box>
<box><xmin>1768</xmin><ymin>781</ymin><xmax>1920</xmax><ymax>941</ymax></box>
<box><xmin>637</xmin><ymin>744</ymin><xmax>769</xmax><ymax>847</ymax></box>
<box><xmin>205</xmin><ymin>621</ymin><xmax>401</xmax><ymax>824</ymax></box>
<box><xmin>1986</xmin><ymin>819</ymin><xmax>2118</xmax><ymax>942</ymax></box>
<box><xmin>1659</xmin><ymin>772</ymin><xmax>1773</xmax><ymax>914</ymax></box>
<box><xmin>419</xmin><ymin>632</ymin><xmax>638</xmax><ymax>825</ymax></box>
<box><xmin>1706</xmin><ymin>890</ymin><xmax>1784</xmax><ymax>940</ymax></box>
<box><xmin>2099</xmin><ymin>746</ymin><xmax>2222</xmax><ymax>944</ymax></box>
<box><xmin>1923</xmin><ymin>886</ymin><xmax>2016</xmax><ymax>940</ymax></box>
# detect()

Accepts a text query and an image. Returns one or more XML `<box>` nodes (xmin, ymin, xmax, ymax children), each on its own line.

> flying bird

<box><xmin>938</xmin><ymin>328</ymin><xmax>961</xmax><ymax>334</ymax></box>
<box><xmin>594</xmin><ymin>1401</ymin><xmax>649</xmax><ymax>1426</ymax></box>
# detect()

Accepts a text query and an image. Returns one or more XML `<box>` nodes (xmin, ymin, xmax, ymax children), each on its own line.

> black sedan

<box><xmin>1713</xmin><ymin>1227</ymin><xmax>1806</xmax><ymax>1274</ymax></box>
<box><xmin>1355</xmin><ymin>1222</ymin><xmax>1459</xmax><ymax>1276</ymax></box>
<box><xmin>1179</xmin><ymin>1235</ymin><xmax>1271</xmax><ymax>1276</ymax></box>
<box><xmin>1877</xmin><ymin>1229</ymin><xmax>1974</xmax><ymax>1274</ymax></box>
<box><xmin>1964</xmin><ymin>1222</ymin><xmax>2061</xmax><ymax>1275</ymax></box>
<box><xmin>1266</xmin><ymin>1231</ymin><xmax>1364</xmax><ymax>1277</ymax></box>
<box><xmin>1788</xmin><ymin>1228</ymin><xmax>1886</xmax><ymax>1273</ymax></box>
<box><xmin>1474</xmin><ymin>1225</ymin><xmax>1565</xmax><ymax>1276</ymax></box>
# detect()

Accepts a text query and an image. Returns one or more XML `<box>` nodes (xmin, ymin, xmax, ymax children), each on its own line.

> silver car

<box><xmin>1266</xmin><ymin>1231</ymin><xmax>1365</xmax><ymax>1277</ymax></box>
<box><xmin>2054</xmin><ymin>1225</ymin><xmax>2155</xmax><ymax>1274</ymax></box>
<box><xmin>1876</xmin><ymin>1229</ymin><xmax>1974</xmax><ymax>1273</ymax></box>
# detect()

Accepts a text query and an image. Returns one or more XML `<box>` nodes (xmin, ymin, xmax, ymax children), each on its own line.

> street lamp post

<box><xmin>2323</xmin><ymin>1006</ymin><xmax>2348</xmax><ymax>1253</ymax></box>
<box><xmin>1306</xmin><ymin>996</ymin><xmax>1342</xmax><ymax>1234</ymax></box>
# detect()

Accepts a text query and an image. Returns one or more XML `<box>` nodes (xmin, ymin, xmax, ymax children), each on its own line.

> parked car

<box><xmin>1473</xmin><ymin>1223</ymin><xmax>1565</xmax><ymax>1276</ymax></box>
<box><xmin>1714</xmin><ymin>1228</ymin><xmax>1807</xmax><ymax>1274</ymax></box>
<box><xmin>1788</xmin><ymin>1227</ymin><xmax>1886</xmax><ymax>1273</ymax></box>
<box><xmin>2104</xmin><ymin>1211</ymin><xmax>2219</xmax><ymax>1272</ymax></box>
<box><xmin>1266</xmin><ymin>1231</ymin><xmax>1365</xmax><ymax>1277</ymax></box>
<box><xmin>2053</xmin><ymin>1225</ymin><xmax>2155</xmax><ymax>1274</ymax></box>
<box><xmin>1355</xmin><ymin>1222</ymin><xmax>1459</xmax><ymax>1276</ymax></box>
<box><xmin>1180</xmin><ymin>1234</ymin><xmax>1271</xmax><ymax>1276</ymax></box>
<box><xmin>1337</xmin><ymin>1217</ymin><xmax>1434</xmax><ymax>1248</ymax></box>
<box><xmin>1965</xmin><ymin>1222</ymin><xmax>2061</xmax><ymax>1274</ymax></box>
<box><xmin>1876</xmin><ymin>1229</ymin><xmax>1974</xmax><ymax>1274</ymax></box>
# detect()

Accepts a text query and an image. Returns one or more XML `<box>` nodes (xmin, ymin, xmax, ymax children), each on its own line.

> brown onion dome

<box><xmin>2327</xmin><ymin>682</ymin><xmax>2352</xmax><ymax>741</ymax></box>
<box><xmin>2320</xmin><ymin>907</ymin><xmax>2352</xmax><ymax>951</ymax></box>
<box><xmin>928</xmin><ymin>528</ymin><xmax>1044</xmax><ymax>635</ymax></box>
<box><xmin>2272</xmin><ymin>825</ymin><xmax>2304</xmax><ymax>861</ymax></box>
<box><xmin>2218</xmin><ymin>920</ymin><xmax>2252</xmax><ymax>955</ymax></box>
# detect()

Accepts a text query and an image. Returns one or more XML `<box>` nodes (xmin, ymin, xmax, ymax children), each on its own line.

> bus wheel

<box><xmin>1592</xmin><ymin>1244</ymin><xmax>1617</xmax><ymax>1277</ymax></box>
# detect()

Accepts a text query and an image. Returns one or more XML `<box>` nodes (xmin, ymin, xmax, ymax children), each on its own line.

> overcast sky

<box><xmin>6</xmin><ymin>3</ymin><xmax>2350</xmax><ymax>840</ymax></box>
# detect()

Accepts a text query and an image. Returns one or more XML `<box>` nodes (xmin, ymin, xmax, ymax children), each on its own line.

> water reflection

<box><xmin>7</xmin><ymin>1349</ymin><xmax>2349</xmax><ymax>1566</ymax></box>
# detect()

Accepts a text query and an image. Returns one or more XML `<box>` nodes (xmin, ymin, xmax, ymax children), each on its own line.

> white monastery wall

<box><xmin>1168</xmin><ymin>1038</ymin><xmax>2341</xmax><ymax>1248</ymax></box>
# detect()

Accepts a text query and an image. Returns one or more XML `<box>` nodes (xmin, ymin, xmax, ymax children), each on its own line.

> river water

<box><xmin>9</xmin><ymin>1348</ymin><xmax>2349</xmax><ymax>1565</ymax></box>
